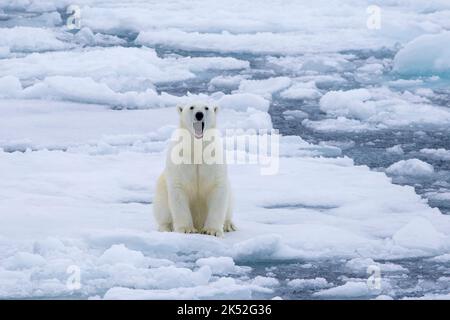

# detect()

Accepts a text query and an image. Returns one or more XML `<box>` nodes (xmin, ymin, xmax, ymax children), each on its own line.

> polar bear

<box><xmin>153</xmin><ymin>102</ymin><xmax>235</xmax><ymax>237</ymax></box>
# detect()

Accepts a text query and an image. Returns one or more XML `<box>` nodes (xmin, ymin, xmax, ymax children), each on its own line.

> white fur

<box><xmin>153</xmin><ymin>102</ymin><xmax>235</xmax><ymax>237</ymax></box>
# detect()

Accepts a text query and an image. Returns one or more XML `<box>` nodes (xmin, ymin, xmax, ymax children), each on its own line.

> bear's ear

<box><xmin>214</xmin><ymin>105</ymin><xmax>220</xmax><ymax>113</ymax></box>
<box><xmin>177</xmin><ymin>105</ymin><xmax>183</xmax><ymax>114</ymax></box>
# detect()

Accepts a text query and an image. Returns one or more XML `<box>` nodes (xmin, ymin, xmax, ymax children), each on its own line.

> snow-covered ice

<box><xmin>386</xmin><ymin>145</ymin><xmax>404</xmax><ymax>155</ymax></box>
<box><xmin>386</xmin><ymin>159</ymin><xmax>434</xmax><ymax>177</ymax></box>
<box><xmin>394</xmin><ymin>32</ymin><xmax>450</xmax><ymax>77</ymax></box>
<box><xmin>420</xmin><ymin>148</ymin><xmax>450</xmax><ymax>161</ymax></box>
<box><xmin>287</xmin><ymin>278</ymin><xmax>330</xmax><ymax>290</ymax></box>
<box><xmin>1</xmin><ymin>108</ymin><xmax>449</xmax><ymax>298</ymax></box>
<box><xmin>1</xmin><ymin>0</ymin><xmax>450</xmax><ymax>300</ymax></box>
<box><xmin>280</xmin><ymin>82</ymin><xmax>322</xmax><ymax>100</ymax></box>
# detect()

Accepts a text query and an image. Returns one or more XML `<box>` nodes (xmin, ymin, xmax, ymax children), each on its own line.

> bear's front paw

<box><xmin>223</xmin><ymin>221</ymin><xmax>237</xmax><ymax>232</ymax></box>
<box><xmin>175</xmin><ymin>226</ymin><xmax>197</xmax><ymax>234</ymax></box>
<box><xmin>201</xmin><ymin>227</ymin><xmax>224</xmax><ymax>237</ymax></box>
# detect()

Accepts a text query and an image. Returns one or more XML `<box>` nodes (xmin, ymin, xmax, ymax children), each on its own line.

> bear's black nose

<box><xmin>195</xmin><ymin>112</ymin><xmax>204</xmax><ymax>121</ymax></box>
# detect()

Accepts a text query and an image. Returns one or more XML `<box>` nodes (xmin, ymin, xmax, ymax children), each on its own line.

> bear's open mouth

<box><xmin>193</xmin><ymin>121</ymin><xmax>204</xmax><ymax>139</ymax></box>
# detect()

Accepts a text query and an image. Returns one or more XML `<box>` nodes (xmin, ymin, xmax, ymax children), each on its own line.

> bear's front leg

<box><xmin>202</xmin><ymin>185</ymin><xmax>228</xmax><ymax>237</ymax></box>
<box><xmin>167</xmin><ymin>186</ymin><xmax>196</xmax><ymax>233</ymax></box>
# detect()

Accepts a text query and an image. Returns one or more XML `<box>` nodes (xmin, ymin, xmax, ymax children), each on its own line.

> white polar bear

<box><xmin>153</xmin><ymin>102</ymin><xmax>235</xmax><ymax>237</ymax></box>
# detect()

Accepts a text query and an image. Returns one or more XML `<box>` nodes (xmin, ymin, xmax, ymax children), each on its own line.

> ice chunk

<box><xmin>3</xmin><ymin>252</ymin><xmax>46</xmax><ymax>270</ymax></box>
<box><xmin>314</xmin><ymin>281</ymin><xmax>379</xmax><ymax>298</ymax></box>
<box><xmin>0</xmin><ymin>46</ymin><xmax>10</xmax><ymax>58</ymax></box>
<box><xmin>268</xmin><ymin>54</ymin><xmax>353</xmax><ymax>74</ymax></box>
<box><xmin>33</xmin><ymin>237</ymin><xmax>68</xmax><ymax>257</ymax></box>
<box><xmin>357</xmin><ymin>63</ymin><xmax>384</xmax><ymax>75</ymax></box>
<box><xmin>345</xmin><ymin>258</ymin><xmax>407</xmax><ymax>273</ymax></box>
<box><xmin>135</xmin><ymin>30</ymin><xmax>318</xmax><ymax>55</ymax></box>
<box><xmin>280</xmin><ymin>81</ymin><xmax>321</xmax><ymax>100</ymax></box>
<box><xmin>209</xmin><ymin>75</ymin><xmax>247</xmax><ymax>90</ymax></box>
<box><xmin>20</xmin><ymin>76</ymin><xmax>175</xmax><ymax>109</ymax></box>
<box><xmin>386</xmin><ymin>145</ymin><xmax>404</xmax><ymax>155</ymax></box>
<box><xmin>279</xmin><ymin>135</ymin><xmax>341</xmax><ymax>158</ymax></box>
<box><xmin>0</xmin><ymin>268</ymin><xmax>33</xmax><ymax>298</ymax></box>
<box><xmin>232</xmin><ymin>235</ymin><xmax>286</xmax><ymax>261</ymax></box>
<box><xmin>135</xmin><ymin>27</ymin><xmax>393</xmax><ymax>55</ymax></box>
<box><xmin>0</xmin><ymin>76</ymin><xmax>23</xmax><ymax>98</ymax></box>
<box><xmin>195</xmin><ymin>257</ymin><xmax>246</xmax><ymax>275</ymax></box>
<box><xmin>103</xmin><ymin>277</ymin><xmax>269</xmax><ymax>300</ymax></box>
<box><xmin>282</xmin><ymin>110</ymin><xmax>308</xmax><ymax>120</ymax></box>
<box><xmin>388</xmin><ymin>79</ymin><xmax>423</xmax><ymax>88</ymax></box>
<box><xmin>0</xmin><ymin>47</ymin><xmax>248</xmax><ymax>86</ymax></box>
<box><xmin>251</xmin><ymin>276</ymin><xmax>279</xmax><ymax>288</ymax></box>
<box><xmin>237</xmin><ymin>77</ymin><xmax>291</xmax><ymax>99</ymax></box>
<box><xmin>316</xmin><ymin>87</ymin><xmax>450</xmax><ymax>130</ymax></box>
<box><xmin>425</xmin><ymin>192</ymin><xmax>450</xmax><ymax>202</ymax></box>
<box><xmin>217</xmin><ymin>93</ymin><xmax>270</xmax><ymax>112</ymax></box>
<box><xmin>375</xmin><ymin>295</ymin><xmax>394</xmax><ymax>300</ymax></box>
<box><xmin>319</xmin><ymin>88</ymin><xmax>376</xmax><ymax>120</ymax></box>
<box><xmin>73</xmin><ymin>27</ymin><xmax>126</xmax><ymax>46</ymax></box>
<box><xmin>427</xmin><ymin>253</ymin><xmax>450</xmax><ymax>263</ymax></box>
<box><xmin>303</xmin><ymin>117</ymin><xmax>374</xmax><ymax>132</ymax></box>
<box><xmin>420</xmin><ymin>148</ymin><xmax>450</xmax><ymax>161</ymax></box>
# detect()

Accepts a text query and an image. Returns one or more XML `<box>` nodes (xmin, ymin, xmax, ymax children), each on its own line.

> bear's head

<box><xmin>177</xmin><ymin>102</ymin><xmax>219</xmax><ymax>139</ymax></box>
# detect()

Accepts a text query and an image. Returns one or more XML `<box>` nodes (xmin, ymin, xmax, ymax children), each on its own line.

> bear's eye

<box><xmin>205</xmin><ymin>107</ymin><xmax>209</xmax><ymax>110</ymax></box>
<box><xmin>190</xmin><ymin>106</ymin><xmax>194</xmax><ymax>110</ymax></box>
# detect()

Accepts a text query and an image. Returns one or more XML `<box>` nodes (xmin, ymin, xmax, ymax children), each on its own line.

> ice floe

<box><xmin>1</xmin><ymin>0</ymin><xmax>450</xmax><ymax>300</ymax></box>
